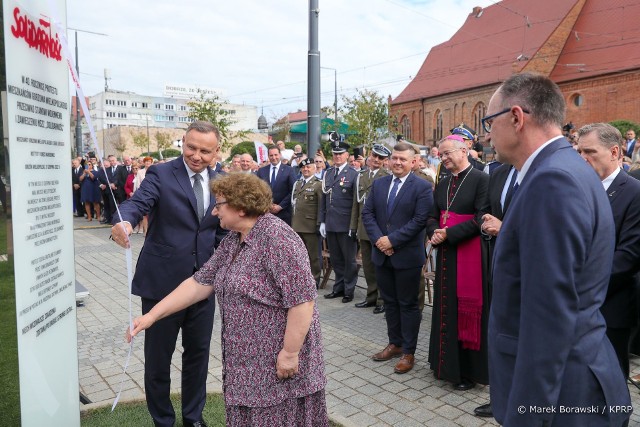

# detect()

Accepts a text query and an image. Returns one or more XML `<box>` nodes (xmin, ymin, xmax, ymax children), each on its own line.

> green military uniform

<box><xmin>291</xmin><ymin>175</ymin><xmax>323</xmax><ymax>286</ymax></box>
<box><xmin>350</xmin><ymin>167</ymin><xmax>390</xmax><ymax>307</ymax></box>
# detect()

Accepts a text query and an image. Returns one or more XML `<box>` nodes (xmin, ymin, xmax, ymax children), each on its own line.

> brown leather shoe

<box><xmin>394</xmin><ymin>354</ymin><xmax>415</xmax><ymax>374</ymax></box>
<box><xmin>371</xmin><ymin>344</ymin><xmax>403</xmax><ymax>361</ymax></box>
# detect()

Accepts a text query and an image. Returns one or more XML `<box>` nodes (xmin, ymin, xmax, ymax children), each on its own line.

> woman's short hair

<box><xmin>210</xmin><ymin>173</ymin><xmax>272</xmax><ymax>217</ymax></box>
<box><xmin>143</xmin><ymin>156</ymin><xmax>154</xmax><ymax>163</ymax></box>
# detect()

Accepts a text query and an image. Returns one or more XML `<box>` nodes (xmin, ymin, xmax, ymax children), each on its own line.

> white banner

<box><xmin>3</xmin><ymin>0</ymin><xmax>80</xmax><ymax>425</ymax></box>
<box><xmin>254</xmin><ymin>140</ymin><xmax>269</xmax><ymax>164</ymax></box>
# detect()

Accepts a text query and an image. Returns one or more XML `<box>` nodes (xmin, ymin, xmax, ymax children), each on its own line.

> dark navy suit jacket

<box><xmin>257</xmin><ymin>163</ymin><xmax>296</xmax><ymax>223</ymax></box>
<box><xmin>489</xmin><ymin>138</ymin><xmax>631</xmax><ymax>426</ymax></box>
<box><xmin>602</xmin><ymin>170</ymin><xmax>640</xmax><ymax>328</ymax></box>
<box><xmin>361</xmin><ymin>173</ymin><xmax>432</xmax><ymax>269</ymax></box>
<box><xmin>116</xmin><ymin>156</ymin><xmax>224</xmax><ymax>300</ymax></box>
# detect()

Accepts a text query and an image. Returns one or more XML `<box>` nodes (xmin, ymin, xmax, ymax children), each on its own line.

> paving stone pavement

<box><xmin>74</xmin><ymin>218</ymin><xmax>640</xmax><ymax>426</ymax></box>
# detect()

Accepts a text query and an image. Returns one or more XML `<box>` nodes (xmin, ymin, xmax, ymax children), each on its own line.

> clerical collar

<box><xmin>451</xmin><ymin>164</ymin><xmax>472</xmax><ymax>177</ymax></box>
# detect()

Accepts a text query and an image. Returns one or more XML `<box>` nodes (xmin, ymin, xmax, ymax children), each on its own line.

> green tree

<box><xmin>610</xmin><ymin>120</ymin><xmax>640</xmax><ymax>137</ymax></box>
<box><xmin>131</xmin><ymin>131</ymin><xmax>150</xmax><ymax>154</ymax></box>
<box><xmin>112</xmin><ymin>139</ymin><xmax>127</xmax><ymax>158</ymax></box>
<box><xmin>154</xmin><ymin>131</ymin><xmax>172</xmax><ymax>159</ymax></box>
<box><xmin>341</xmin><ymin>89</ymin><xmax>389</xmax><ymax>147</ymax></box>
<box><xmin>229</xmin><ymin>141</ymin><xmax>258</xmax><ymax>160</ymax></box>
<box><xmin>187</xmin><ymin>92</ymin><xmax>248</xmax><ymax>151</ymax></box>
<box><xmin>271</xmin><ymin>115</ymin><xmax>291</xmax><ymax>143</ymax></box>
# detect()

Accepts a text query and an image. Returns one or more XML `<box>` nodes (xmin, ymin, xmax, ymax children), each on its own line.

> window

<box><xmin>105</xmin><ymin>99</ymin><xmax>115</xmax><ymax>106</ymax></box>
<box><xmin>165</xmin><ymin>104</ymin><xmax>175</xmax><ymax>110</ymax></box>
<box><xmin>117</xmin><ymin>112</ymin><xmax>127</xmax><ymax>119</ymax></box>
<box><xmin>179</xmin><ymin>117</ymin><xmax>192</xmax><ymax>123</ymax></box>
<box><xmin>155</xmin><ymin>115</ymin><xmax>165</xmax><ymax>121</ymax></box>
<box><xmin>472</xmin><ymin>102</ymin><xmax>487</xmax><ymax>136</ymax></box>
<box><xmin>131</xmin><ymin>102</ymin><xmax>139</xmax><ymax>108</ymax></box>
<box><xmin>400</xmin><ymin>116</ymin><xmax>412</xmax><ymax>140</ymax></box>
<box><xmin>117</xmin><ymin>100</ymin><xmax>126</xmax><ymax>107</ymax></box>
<box><xmin>179</xmin><ymin>105</ymin><xmax>188</xmax><ymax>111</ymax></box>
<box><xmin>90</xmin><ymin>102</ymin><xmax>96</xmax><ymax>109</ymax></box>
<box><xmin>108</xmin><ymin>124</ymin><xmax>117</xmax><ymax>128</ymax></box>
<box><xmin>106</xmin><ymin>112</ymin><xmax>115</xmax><ymax>118</ymax></box>
<box><xmin>155</xmin><ymin>103</ymin><xmax>162</xmax><ymax>109</ymax></box>
<box><xmin>167</xmin><ymin>116</ymin><xmax>175</xmax><ymax>121</ymax></box>
<box><xmin>142</xmin><ymin>102</ymin><xmax>149</xmax><ymax>108</ymax></box>
<box><xmin>571</xmin><ymin>93</ymin><xmax>584</xmax><ymax>107</ymax></box>
<box><xmin>433</xmin><ymin>110</ymin><xmax>443</xmax><ymax>141</ymax></box>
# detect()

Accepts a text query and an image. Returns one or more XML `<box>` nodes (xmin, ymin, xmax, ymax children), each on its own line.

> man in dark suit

<box><xmin>111</xmin><ymin>121</ymin><xmax>224</xmax><ymax>427</ymax></box>
<box><xmin>256</xmin><ymin>145</ymin><xmax>297</xmax><ymax>224</ymax></box>
<box><xmin>487</xmin><ymin>73</ymin><xmax>631</xmax><ymax>426</ymax></box>
<box><xmin>624</xmin><ymin>129</ymin><xmax>636</xmax><ymax>158</ymax></box>
<box><xmin>72</xmin><ymin>158</ymin><xmax>84</xmax><ymax>217</ymax></box>
<box><xmin>577</xmin><ymin>122</ymin><xmax>640</xmax><ymax>379</ymax></box>
<box><xmin>320</xmin><ymin>138</ymin><xmax>360</xmax><ymax>303</ymax></box>
<box><xmin>473</xmin><ymin>162</ymin><xmax>517</xmax><ymax>418</ymax></box>
<box><xmin>362</xmin><ymin>142</ymin><xmax>433</xmax><ymax>374</ymax></box>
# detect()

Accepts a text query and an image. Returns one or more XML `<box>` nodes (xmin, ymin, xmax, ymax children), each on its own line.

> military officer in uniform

<box><xmin>320</xmin><ymin>134</ymin><xmax>360</xmax><ymax>303</ymax></box>
<box><xmin>291</xmin><ymin>157</ymin><xmax>324</xmax><ymax>287</ymax></box>
<box><xmin>351</xmin><ymin>144</ymin><xmax>391</xmax><ymax>313</ymax></box>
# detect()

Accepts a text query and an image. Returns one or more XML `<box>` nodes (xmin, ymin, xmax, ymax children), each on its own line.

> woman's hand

<box><xmin>276</xmin><ymin>349</ymin><xmax>299</xmax><ymax>380</ymax></box>
<box><xmin>125</xmin><ymin>314</ymin><xmax>156</xmax><ymax>343</ymax></box>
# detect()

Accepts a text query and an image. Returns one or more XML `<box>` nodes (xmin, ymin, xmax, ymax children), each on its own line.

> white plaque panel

<box><xmin>3</xmin><ymin>1</ymin><xmax>80</xmax><ymax>425</ymax></box>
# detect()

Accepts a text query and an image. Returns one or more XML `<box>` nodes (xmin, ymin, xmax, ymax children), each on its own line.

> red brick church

<box><xmin>390</xmin><ymin>0</ymin><xmax>640</xmax><ymax>147</ymax></box>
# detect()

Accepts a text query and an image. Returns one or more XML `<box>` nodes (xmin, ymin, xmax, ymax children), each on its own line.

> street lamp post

<box><xmin>321</xmin><ymin>66</ymin><xmax>338</xmax><ymax>131</ymax></box>
<box><xmin>146</xmin><ymin>115</ymin><xmax>150</xmax><ymax>155</ymax></box>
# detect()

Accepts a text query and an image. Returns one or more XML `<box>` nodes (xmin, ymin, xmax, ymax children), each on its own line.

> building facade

<box><xmin>391</xmin><ymin>0</ymin><xmax>640</xmax><ymax>147</ymax></box>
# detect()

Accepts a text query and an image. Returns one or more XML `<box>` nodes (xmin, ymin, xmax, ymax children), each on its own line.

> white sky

<box><xmin>66</xmin><ymin>0</ymin><xmax>496</xmax><ymax>122</ymax></box>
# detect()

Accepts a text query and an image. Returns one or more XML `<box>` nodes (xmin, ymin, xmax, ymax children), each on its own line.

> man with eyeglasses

<box><xmin>485</xmin><ymin>73</ymin><xmax>630</xmax><ymax>427</ymax></box>
<box><xmin>427</xmin><ymin>134</ymin><xmax>490</xmax><ymax>392</ymax></box>
<box><xmin>350</xmin><ymin>144</ymin><xmax>391</xmax><ymax>314</ymax></box>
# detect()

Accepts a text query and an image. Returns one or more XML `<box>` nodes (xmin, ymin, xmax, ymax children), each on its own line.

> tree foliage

<box><xmin>610</xmin><ymin>120</ymin><xmax>640</xmax><ymax>137</ymax></box>
<box><xmin>154</xmin><ymin>131</ymin><xmax>172</xmax><ymax>158</ymax></box>
<box><xmin>340</xmin><ymin>89</ymin><xmax>389</xmax><ymax>147</ymax></box>
<box><xmin>271</xmin><ymin>115</ymin><xmax>291</xmax><ymax>143</ymax></box>
<box><xmin>187</xmin><ymin>92</ymin><xmax>249</xmax><ymax>152</ymax></box>
<box><xmin>112</xmin><ymin>139</ymin><xmax>127</xmax><ymax>157</ymax></box>
<box><xmin>228</xmin><ymin>141</ymin><xmax>258</xmax><ymax>161</ymax></box>
<box><xmin>131</xmin><ymin>131</ymin><xmax>150</xmax><ymax>153</ymax></box>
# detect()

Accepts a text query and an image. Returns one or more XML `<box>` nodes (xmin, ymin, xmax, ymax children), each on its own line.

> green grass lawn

<box><xmin>82</xmin><ymin>393</ymin><xmax>343</xmax><ymax>426</ymax></box>
<box><xmin>0</xmin><ymin>255</ymin><xmax>20</xmax><ymax>426</ymax></box>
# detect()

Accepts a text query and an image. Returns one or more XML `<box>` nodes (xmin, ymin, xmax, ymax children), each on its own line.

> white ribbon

<box><xmin>47</xmin><ymin>1</ymin><xmax>134</xmax><ymax>411</ymax></box>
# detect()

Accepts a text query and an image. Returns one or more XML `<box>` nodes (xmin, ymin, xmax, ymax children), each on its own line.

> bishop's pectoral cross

<box><xmin>442</xmin><ymin>210</ymin><xmax>450</xmax><ymax>225</ymax></box>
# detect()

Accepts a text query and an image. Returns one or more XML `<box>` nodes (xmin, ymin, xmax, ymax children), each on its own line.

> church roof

<box><xmin>392</xmin><ymin>0</ymin><xmax>639</xmax><ymax>104</ymax></box>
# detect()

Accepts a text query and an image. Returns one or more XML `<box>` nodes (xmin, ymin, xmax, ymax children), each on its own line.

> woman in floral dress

<box><xmin>128</xmin><ymin>173</ymin><xmax>328</xmax><ymax>427</ymax></box>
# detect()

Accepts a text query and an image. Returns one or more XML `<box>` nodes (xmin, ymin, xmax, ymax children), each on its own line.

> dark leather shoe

<box><xmin>453</xmin><ymin>380</ymin><xmax>476</xmax><ymax>391</ymax></box>
<box><xmin>355</xmin><ymin>301</ymin><xmax>375</xmax><ymax>308</ymax></box>
<box><xmin>341</xmin><ymin>296</ymin><xmax>353</xmax><ymax>303</ymax></box>
<box><xmin>324</xmin><ymin>291</ymin><xmax>344</xmax><ymax>299</ymax></box>
<box><xmin>373</xmin><ymin>305</ymin><xmax>385</xmax><ymax>314</ymax></box>
<box><xmin>474</xmin><ymin>403</ymin><xmax>493</xmax><ymax>417</ymax></box>
<box><xmin>184</xmin><ymin>421</ymin><xmax>208</xmax><ymax>427</ymax></box>
<box><xmin>394</xmin><ymin>354</ymin><xmax>415</xmax><ymax>374</ymax></box>
<box><xmin>372</xmin><ymin>344</ymin><xmax>403</xmax><ymax>361</ymax></box>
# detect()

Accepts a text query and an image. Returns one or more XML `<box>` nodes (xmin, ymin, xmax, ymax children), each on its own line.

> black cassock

<box><xmin>426</xmin><ymin>166</ymin><xmax>490</xmax><ymax>385</ymax></box>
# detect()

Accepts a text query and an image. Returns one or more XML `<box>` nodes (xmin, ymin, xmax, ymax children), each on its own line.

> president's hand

<box><xmin>111</xmin><ymin>222</ymin><xmax>133</xmax><ymax>248</ymax></box>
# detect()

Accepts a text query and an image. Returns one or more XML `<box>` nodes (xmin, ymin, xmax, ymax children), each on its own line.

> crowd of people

<box><xmin>77</xmin><ymin>72</ymin><xmax>638</xmax><ymax>427</ymax></box>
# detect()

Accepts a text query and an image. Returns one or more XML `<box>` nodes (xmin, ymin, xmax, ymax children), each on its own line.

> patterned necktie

<box><xmin>193</xmin><ymin>174</ymin><xmax>204</xmax><ymax>221</ymax></box>
<box><xmin>387</xmin><ymin>177</ymin><xmax>401</xmax><ymax>216</ymax></box>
